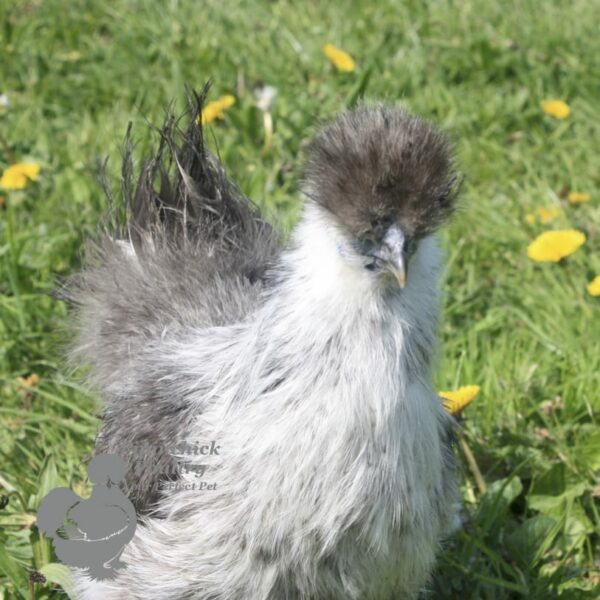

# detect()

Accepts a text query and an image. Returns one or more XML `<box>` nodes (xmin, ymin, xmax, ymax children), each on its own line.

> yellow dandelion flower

<box><xmin>568</xmin><ymin>192</ymin><xmax>591</xmax><ymax>204</ymax></box>
<box><xmin>525</xmin><ymin>213</ymin><xmax>536</xmax><ymax>224</ymax></box>
<box><xmin>18</xmin><ymin>373</ymin><xmax>40</xmax><ymax>387</ymax></box>
<box><xmin>537</xmin><ymin>206</ymin><xmax>561</xmax><ymax>223</ymax></box>
<box><xmin>587</xmin><ymin>275</ymin><xmax>600</xmax><ymax>297</ymax></box>
<box><xmin>0</xmin><ymin>162</ymin><xmax>40</xmax><ymax>190</ymax></box>
<box><xmin>541</xmin><ymin>99</ymin><xmax>571</xmax><ymax>119</ymax></box>
<box><xmin>527</xmin><ymin>229</ymin><xmax>585</xmax><ymax>262</ymax></box>
<box><xmin>440</xmin><ymin>385</ymin><xmax>480</xmax><ymax>415</ymax></box>
<box><xmin>323</xmin><ymin>43</ymin><xmax>356</xmax><ymax>72</ymax></box>
<box><xmin>197</xmin><ymin>95</ymin><xmax>236</xmax><ymax>125</ymax></box>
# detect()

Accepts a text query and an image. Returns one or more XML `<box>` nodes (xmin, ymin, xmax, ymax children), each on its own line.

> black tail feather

<box><xmin>120</xmin><ymin>85</ymin><xmax>276</xmax><ymax>257</ymax></box>
<box><xmin>56</xmin><ymin>86</ymin><xmax>280</xmax><ymax>408</ymax></box>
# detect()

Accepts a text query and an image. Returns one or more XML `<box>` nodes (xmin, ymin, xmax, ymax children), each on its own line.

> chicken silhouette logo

<box><xmin>37</xmin><ymin>454</ymin><xmax>136</xmax><ymax>580</ymax></box>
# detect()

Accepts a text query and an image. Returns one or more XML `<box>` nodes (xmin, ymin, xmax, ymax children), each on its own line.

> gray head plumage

<box><xmin>303</xmin><ymin>105</ymin><xmax>459</xmax><ymax>241</ymax></box>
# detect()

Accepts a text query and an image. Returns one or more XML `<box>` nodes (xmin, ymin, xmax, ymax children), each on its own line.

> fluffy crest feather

<box><xmin>304</xmin><ymin>104</ymin><xmax>459</xmax><ymax>240</ymax></box>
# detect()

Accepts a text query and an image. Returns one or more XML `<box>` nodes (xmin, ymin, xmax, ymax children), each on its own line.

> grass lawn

<box><xmin>1</xmin><ymin>0</ymin><xmax>599</xmax><ymax>597</ymax></box>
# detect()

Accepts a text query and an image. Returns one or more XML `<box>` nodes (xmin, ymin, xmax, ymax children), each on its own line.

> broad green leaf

<box><xmin>528</xmin><ymin>493</ymin><xmax>563</xmax><ymax>516</ymax></box>
<box><xmin>31</xmin><ymin>523</ymin><xmax>53</xmax><ymax>572</ymax></box>
<box><xmin>39</xmin><ymin>562</ymin><xmax>77</xmax><ymax>599</ymax></box>
<box><xmin>574</xmin><ymin>430</ymin><xmax>600</xmax><ymax>471</ymax></box>
<box><xmin>505</xmin><ymin>515</ymin><xmax>558</xmax><ymax>567</ymax></box>
<box><xmin>0</xmin><ymin>512</ymin><xmax>37</xmax><ymax>528</ymax></box>
<box><xmin>563</xmin><ymin>505</ymin><xmax>594</xmax><ymax>550</ymax></box>
<box><xmin>478</xmin><ymin>475</ymin><xmax>523</xmax><ymax>533</ymax></box>
<box><xmin>31</xmin><ymin>454</ymin><xmax>60</xmax><ymax>511</ymax></box>
<box><xmin>528</xmin><ymin>483</ymin><xmax>587</xmax><ymax>517</ymax></box>
<box><xmin>0</xmin><ymin>544</ymin><xmax>27</xmax><ymax>589</ymax></box>
<box><xmin>530</xmin><ymin>463</ymin><xmax>570</xmax><ymax>497</ymax></box>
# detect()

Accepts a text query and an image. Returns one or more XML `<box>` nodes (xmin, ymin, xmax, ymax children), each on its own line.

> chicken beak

<box><xmin>381</xmin><ymin>225</ymin><xmax>408</xmax><ymax>289</ymax></box>
<box><xmin>390</xmin><ymin>254</ymin><xmax>407</xmax><ymax>288</ymax></box>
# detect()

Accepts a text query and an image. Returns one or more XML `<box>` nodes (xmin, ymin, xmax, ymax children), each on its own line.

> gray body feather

<box><xmin>66</xmin><ymin>96</ymin><xmax>458</xmax><ymax>599</ymax></box>
<box><xmin>66</xmin><ymin>93</ymin><xmax>279</xmax><ymax>511</ymax></box>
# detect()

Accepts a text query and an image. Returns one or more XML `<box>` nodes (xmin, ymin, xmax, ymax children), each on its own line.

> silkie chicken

<box><xmin>63</xmin><ymin>90</ymin><xmax>460</xmax><ymax>599</ymax></box>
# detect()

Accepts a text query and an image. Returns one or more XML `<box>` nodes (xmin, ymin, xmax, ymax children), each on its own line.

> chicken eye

<box><xmin>364</xmin><ymin>256</ymin><xmax>384</xmax><ymax>271</ymax></box>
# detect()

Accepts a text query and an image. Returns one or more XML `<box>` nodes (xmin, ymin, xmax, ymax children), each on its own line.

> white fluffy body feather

<box><xmin>73</xmin><ymin>203</ymin><xmax>456</xmax><ymax>599</ymax></box>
